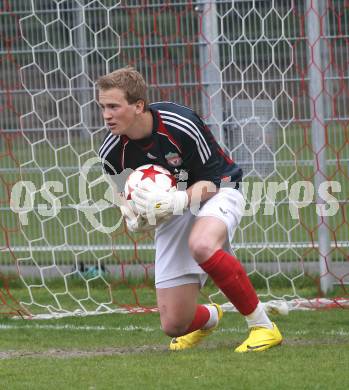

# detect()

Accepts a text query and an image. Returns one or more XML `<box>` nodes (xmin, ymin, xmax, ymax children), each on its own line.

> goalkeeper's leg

<box><xmin>156</xmin><ymin>282</ymin><xmax>223</xmax><ymax>350</ymax></box>
<box><xmin>189</xmin><ymin>214</ymin><xmax>283</xmax><ymax>353</ymax></box>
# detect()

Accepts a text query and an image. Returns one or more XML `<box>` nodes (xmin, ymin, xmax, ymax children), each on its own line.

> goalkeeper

<box><xmin>97</xmin><ymin>67</ymin><xmax>282</xmax><ymax>352</ymax></box>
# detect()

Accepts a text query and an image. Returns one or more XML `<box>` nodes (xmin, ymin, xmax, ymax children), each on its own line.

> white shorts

<box><xmin>154</xmin><ymin>188</ymin><xmax>245</xmax><ymax>288</ymax></box>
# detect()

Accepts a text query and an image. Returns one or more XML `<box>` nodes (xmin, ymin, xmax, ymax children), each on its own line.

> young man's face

<box><xmin>98</xmin><ymin>88</ymin><xmax>142</xmax><ymax>135</ymax></box>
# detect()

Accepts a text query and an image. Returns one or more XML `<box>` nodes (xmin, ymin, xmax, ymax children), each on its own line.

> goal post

<box><xmin>0</xmin><ymin>0</ymin><xmax>348</xmax><ymax>318</ymax></box>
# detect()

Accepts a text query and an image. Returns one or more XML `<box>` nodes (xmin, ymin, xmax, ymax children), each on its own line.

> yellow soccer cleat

<box><xmin>169</xmin><ymin>303</ymin><xmax>223</xmax><ymax>351</ymax></box>
<box><xmin>235</xmin><ymin>322</ymin><xmax>283</xmax><ymax>353</ymax></box>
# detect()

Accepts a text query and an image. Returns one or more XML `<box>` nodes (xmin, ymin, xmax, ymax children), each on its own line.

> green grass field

<box><xmin>0</xmin><ymin>308</ymin><xmax>348</xmax><ymax>389</ymax></box>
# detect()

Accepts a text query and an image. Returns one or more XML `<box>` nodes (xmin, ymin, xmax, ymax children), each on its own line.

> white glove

<box><xmin>131</xmin><ymin>181</ymin><xmax>189</xmax><ymax>219</ymax></box>
<box><xmin>119</xmin><ymin>204</ymin><xmax>155</xmax><ymax>233</ymax></box>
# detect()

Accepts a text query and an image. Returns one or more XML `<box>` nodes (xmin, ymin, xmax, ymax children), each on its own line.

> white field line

<box><xmin>0</xmin><ymin>323</ymin><xmax>348</xmax><ymax>337</ymax></box>
<box><xmin>219</xmin><ymin>327</ymin><xmax>349</xmax><ymax>337</ymax></box>
<box><xmin>0</xmin><ymin>324</ymin><xmax>156</xmax><ymax>332</ymax></box>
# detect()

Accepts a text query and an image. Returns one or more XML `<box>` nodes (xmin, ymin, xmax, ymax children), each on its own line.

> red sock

<box><xmin>200</xmin><ymin>249</ymin><xmax>258</xmax><ymax>315</ymax></box>
<box><xmin>186</xmin><ymin>305</ymin><xmax>210</xmax><ymax>333</ymax></box>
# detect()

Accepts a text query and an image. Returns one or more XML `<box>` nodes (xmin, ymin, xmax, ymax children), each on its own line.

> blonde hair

<box><xmin>97</xmin><ymin>66</ymin><xmax>148</xmax><ymax>110</ymax></box>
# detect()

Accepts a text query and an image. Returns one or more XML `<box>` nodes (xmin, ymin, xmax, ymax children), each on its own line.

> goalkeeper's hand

<box><xmin>119</xmin><ymin>204</ymin><xmax>155</xmax><ymax>233</ymax></box>
<box><xmin>131</xmin><ymin>181</ymin><xmax>189</xmax><ymax>218</ymax></box>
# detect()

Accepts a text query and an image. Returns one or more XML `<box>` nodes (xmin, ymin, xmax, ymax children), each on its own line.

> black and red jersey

<box><xmin>99</xmin><ymin>101</ymin><xmax>242</xmax><ymax>188</ymax></box>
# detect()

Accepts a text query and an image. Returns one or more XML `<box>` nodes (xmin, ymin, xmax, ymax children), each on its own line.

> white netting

<box><xmin>0</xmin><ymin>0</ymin><xmax>348</xmax><ymax>318</ymax></box>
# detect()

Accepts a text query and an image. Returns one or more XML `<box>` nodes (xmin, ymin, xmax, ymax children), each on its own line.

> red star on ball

<box><xmin>139</xmin><ymin>165</ymin><xmax>162</xmax><ymax>182</ymax></box>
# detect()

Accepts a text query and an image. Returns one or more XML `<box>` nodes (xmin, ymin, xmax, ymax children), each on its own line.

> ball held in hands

<box><xmin>124</xmin><ymin>164</ymin><xmax>187</xmax><ymax>228</ymax></box>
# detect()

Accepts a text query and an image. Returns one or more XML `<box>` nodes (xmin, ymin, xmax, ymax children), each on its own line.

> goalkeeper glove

<box><xmin>131</xmin><ymin>181</ymin><xmax>189</xmax><ymax>218</ymax></box>
<box><xmin>119</xmin><ymin>204</ymin><xmax>155</xmax><ymax>233</ymax></box>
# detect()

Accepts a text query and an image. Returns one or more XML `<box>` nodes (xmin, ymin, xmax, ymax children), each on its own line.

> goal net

<box><xmin>1</xmin><ymin>0</ymin><xmax>348</xmax><ymax>319</ymax></box>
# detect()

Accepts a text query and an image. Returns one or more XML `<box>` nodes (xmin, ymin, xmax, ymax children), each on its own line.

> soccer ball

<box><xmin>124</xmin><ymin>164</ymin><xmax>176</xmax><ymax>202</ymax></box>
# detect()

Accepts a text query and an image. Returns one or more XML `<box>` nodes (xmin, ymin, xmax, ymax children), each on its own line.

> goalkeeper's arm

<box><xmin>186</xmin><ymin>180</ymin><xmax>218</xmax><ymax>209</ymax></box>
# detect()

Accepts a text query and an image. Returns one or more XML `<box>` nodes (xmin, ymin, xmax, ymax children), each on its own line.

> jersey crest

<box><xmin>165</xmin><ymin>152</ymin><xmax>182</xmax><ymax>167</ymax></box>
